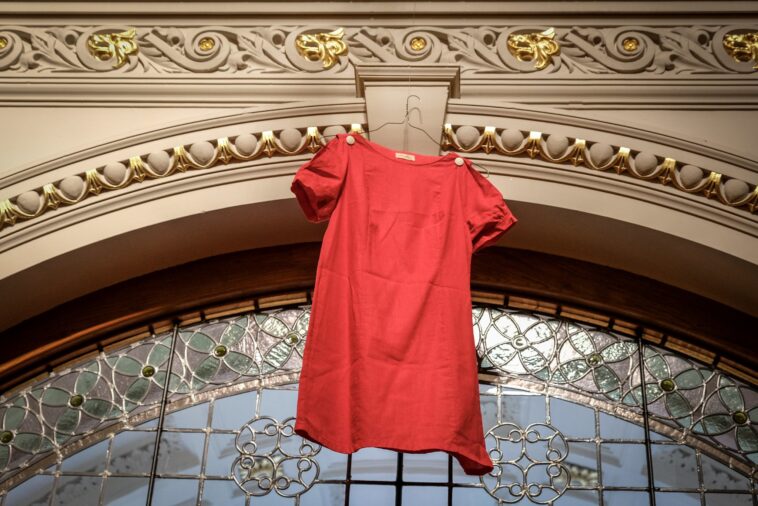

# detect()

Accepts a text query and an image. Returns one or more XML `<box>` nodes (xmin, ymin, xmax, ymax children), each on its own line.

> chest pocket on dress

<box><xmin>366</xmin><ymin>207</ymin><xmax>444</xmax><ymax>281</ymax></box>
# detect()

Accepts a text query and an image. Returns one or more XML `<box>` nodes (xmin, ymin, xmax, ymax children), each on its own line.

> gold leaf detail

<box><xmin>295</xmin><ymin>27</ymin><xmax>348</xmax><ymax>69</ymax></box>
<box><xmin>723</xmin><ymin>32</ymin><xmax>758</xmax><ymax>70</ymax></box>
<box><xmin>507</xmin><ymin>27</ymin><xmax>560</xmax><ymax>70</ymax></box>
<box><xmin>87</xmin><ymin>27</ymin><xmax>139</xmax><ymax>69</ymax></box>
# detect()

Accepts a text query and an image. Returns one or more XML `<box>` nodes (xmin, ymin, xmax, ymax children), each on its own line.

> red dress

<box><xmin>290</xmin><ymin>132</ymin><xmax>517</xmax><ymax>475</ymax></box>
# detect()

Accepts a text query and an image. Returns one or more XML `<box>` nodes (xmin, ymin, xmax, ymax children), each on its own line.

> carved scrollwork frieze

<box><xmin>1</xmin><ymin>25</ymin><xmax>756</xmax><ymax>75</ymax></box>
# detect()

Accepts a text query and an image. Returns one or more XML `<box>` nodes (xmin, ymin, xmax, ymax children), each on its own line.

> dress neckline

<box><xmin>346</xmin><ymin>133</ymin><xmax>458</xmax><ymax>166</ymax></box>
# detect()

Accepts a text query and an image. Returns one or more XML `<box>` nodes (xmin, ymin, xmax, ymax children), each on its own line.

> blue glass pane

<box><xmin>654</xmin><ymin>492</ymin><xmax>700</xmax><ymax>505</ymax></box>
<box><xmin>212</xmin><ymin>390</ymin><xmax>257</xmax><ymax>430</ymax></box>
<box><xmin>200</xmin><ymin>479</ymin><xmax>246</xmax><ymax>505</ymax></box>
<box><xmin>652</xmin><ymin>444</ymin><xmax>699</xmax><ymax>489</ymax></box>
<box><xmin>260</xmin><ymin>388</ymin><xmax>298</xmax><ymax>421</ymax></box>
<box><xmin>452</xmin><ymin>486</ymin><xmax>497</xmax><ymax>505</ymax></box>
<box><xmin>300</xmin><ymin>484</ymin><xmax>347</xmax><ymax>505</ymax></box>
<box><xmin>349</xmin><ymin>485</ymin><xmax>395</xmax><ymax>506</ymax></box>
<box><xmin>500</xmin><ymin>392</ymin><xmax>545</xmax><ymax>428</ymax></box>
<box><xmin>564</xmin><ymin>442</ymin><xmax>599</xmax><ymax>487</ymax></box>
<box><xmin>350</xmin><ymin>448</ymin><xmax>397</xmax><ymax>480</ymax></box>
<box><xmin>152</xmin><ymin>478</ymin><xmax>199</xmax><ymax>505</ymax></box>
<box><xmin>52</xmin><ymin>476</ymin><xmax>101</xmax><ymax>505</ymax></box>
<box><xmin>314</xmin><ymin>447</ymin><xmax>348</xmax><ymax>480</ymax></box>
<box><xmin>164</xmin><ymin>402</ymin><xmax>209</xmax><ymax>429</ymax></box>
<box><xmin>559</xmin><ymin>489</ymin><xmax>599</xmax><ymax>504</ymax></box>
<box><xmin>402</xmin><ymin>485</ymin><xmax>447</xmax><ymax>505</ymax></box>
<box><xmin>60</xmin><ymin>438</ymin><xmax>109</xmax><ymax>473</ymax></box>
<box><xmin>157</xmin><ymin>432</ymin><xmax>205</xmax><ymax>475</ymax></box>
<box><xmin>403</xmin><ymin>451</ymin><xmax>448</xmax><ymax>482</ymax></box>
<box><xmin>205</xmin><ymin>433</ymin><xmax>236</xmax><ymax>477</ymax></box>
<box><xmin>109</xmin><ymin>430</ymin><xmax>155</xmax><ymax>475</ymax></box>
<box><xmin>550</xmin><ymin>398</ymin><xmax>595</xmax><ymax>438</ymax></box>
<box><xmin>599</xmin><ymin>413</ymin><xmax>644</xmax><ymax>440</ymax></box>
<box><xmin>701</xmin><ymin>454</ymin><xmax>750</xmax><ymax>490</ymax></box>
<box><xmin>604</xmin><ymin>491</ymin><xmax>651</xmax><ymax>505</ymax></box>
<box><xmin>600</xmin><ymin>443</ymin><xmax>648</xmax><ymax>487</ymax></box>
<box><xmin>4</xmin><ymin>474</ymin><xmax>54</xmax><ymax>506</ymax></box>
<box><xmin>705</xmin><ymin>493</ymin><xmax>753</xmax><ymax>506</ymax></box>
<box><xmin>101</xmin><ymin>477</ymin><xmax>149</xmax><ymax>506</ymax></box>
<box><xmin>480</xmin><ymin>392</ymin><xmax>498</xmax><ymax>433</ymax></box>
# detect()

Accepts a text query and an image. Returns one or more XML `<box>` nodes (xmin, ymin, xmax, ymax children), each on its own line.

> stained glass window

<box><xmin>0</xmin><ymin>307</ymin><xmax>755</xmax><ymax>505</ymax></box>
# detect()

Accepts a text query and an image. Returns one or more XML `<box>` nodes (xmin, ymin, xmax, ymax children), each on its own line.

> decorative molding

<box><xmin>85</xmin><ymin>27</ymin><xmax>138</xmax><ymax>69</ymax></box>
<box><xmin>723</xmin><ymin>31</ymin><xmax>758</xmax><ymax>69</ymax></box>
<box><xmin>2</xmin><ymin>117</ymin><xmax>756</xmax><ymax>235</ymax></box>
<box><xmin>506</xmin><ymin>27</ymin><xmax>560</xmax><ymax>70</ymax></box>
<box><xmin>1</xmin><ymin>24</ymin><xmax>757</xmax><ymax>75</ymax></box>
<box><xmin>442</xmin><ymin>124</ymin><xmax>758</xmax><ymax>214</ymax></box>
<box><xmin>294</xmin><ymin>27</ymin><xmax>348</xmax><ymax>70</ymax></box>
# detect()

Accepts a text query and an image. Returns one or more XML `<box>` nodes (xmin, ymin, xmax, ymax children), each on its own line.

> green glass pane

<box><xmin>487</xmin><ymin>343</ymin><xmax>518</xmax><ymax>369</ymax></box>
<box><xmin>736</xmin><ymin>426</ymin><xmax>758</xmax><ymax>453</ymax></box>
<box><xmin>600</xmin><ymin>342</ymin><xmax>637</xmax><ymax>362</ymax></box>
<box><xmin>264</xmin><ymin>341</ymin><xmax>296</xmax><ymax>372</ymax></box>
<box><xmin>55</xmin><ymin>431</ymin><xmax>71</xmax><ymax>445</ymax></box>
<box><xmin>82</xmin><ymin>399</ymin><xmax>119</xmax><ymax>419</ymax></box>
<box><xmin>147</xmin><ymin>343</ymin><xmax>171</xmax><ymax>367</ymax></box>
<box><xmin>114</xmin><ymin>356</ymin><xmax>143</xmax><ymax>376</ymax></box>
<box><xmin>0</xmin><ymin>444</ymin><xmax>8</xmax><ymax>469</ymax></box>
<box><xmin>74</xmin><ymin>371</ymin><xmax>99</xmax><ymax>395</ymax></box>
<box><xmin>673</xmin><ymin>369</ymin><xmax>705</xmax><ymax>390</ymax></box>
<box><xmin>719</xmin><ymin>386</ymin><xmax>744</xmax><ymax>412</ymax></box>
<box><xmin>13</xmin><ymin>433</ymin><xmax>46</xmax><ymax>453</ymax></box>
<box><xmin>41</xmin><ymin>387</ymin><xmax>71</xmax><ymax>406</ymax></box>
<box><xmin>186</xmin><ymin>332</ymin><xmax>216</xmax><ymax>354</ymax></box>
<box><xmin>154</xmin><ymin>371</ymin><xmax>186</xmax><ymax>393</ymax></box>
<box><xmin>294</xmin><ymin>313</ymin><xmax>310</xmax><ymax>335</ymax></box>
<box><xmin>256</xmin><ymin>314</ymin><xmax>289</xmax><ymax>338</ymax></box>
<box><xmin>554</xmin><ymin>360</ymin><xmax>589</xmax><ymax>383</ymax></box>
<box><xmin>569</xmin><ymin>330</ymin><xmax>594</xmax><ymax>356</ymax></box>
<box><xmin>125</xmin><ymin>377</ymin><xmax>151</xmax><ymax>403</ymax></box>
<box><xmin>645</xmin><ymin>353</ymin><xmax>669</xmax><ymax>381</ymax></box>
<box><xmin>55</xmin><ymin>407</ymin><xmax>80</xmax><ymax>434</ymax></box>
<box><xmin>224</xmin><ymin>352</ymin><xmax>254</xmax><ymax>375</ymax></box>
<box><xmin>594</xmin><ymin>365</ymin><xmax>621</xmax><ymax>393</ymax></box>
<box><xmin>749</xmin><ymin>407</ymin><xmax>758</xmax><ymax>423</ymax></box>
<box><xmin>697</xmin><ymin>415</ymin><xmax>734</xmax><ymax>436</ymax></box>
<box><xmin>4</xmin><ymin>406</ymin><xmax>26</xmax><ymax>430</ymax></box>
<box><xmin>194</xmin><ymin>356</ymin><xmax>221</xmax><ymax>382</ymax></box>
<box><xmin>220</xmin><ymin>317</ymin><xmax>248</xmax><ymax>346</ymax></box>
<box><xmin>666</xmin><ymin>391</ymin><xmax>693</xmax><ymax>427</ymax></box>
<box><xmin>519</xmin><ymin>347</ymin><xmax>548</xmax><ymax>373</ymax></box>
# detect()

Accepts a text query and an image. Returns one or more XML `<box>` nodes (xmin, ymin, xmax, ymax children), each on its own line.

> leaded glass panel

<box><xmin>0</xmin><ymin>306</ymin><xmax>754</xmax><ymax>505</ymax></box>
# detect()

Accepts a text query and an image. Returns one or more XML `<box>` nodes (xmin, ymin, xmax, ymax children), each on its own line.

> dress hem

<box><xmin>294</xmin><ymin>419</ymin><xmax>494</xmax><ymax>477</ymax></box>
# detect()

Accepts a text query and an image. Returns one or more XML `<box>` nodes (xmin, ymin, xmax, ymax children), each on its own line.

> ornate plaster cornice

<box><xmin>0</xmin><ymin>23</ymin><xmax>756</xmax><ymax>107</ymax></box>
<box><xmin>1</xmin><ymin>24</ymin><xmax>756</xmax><ymax>76</ymax></box>
<box><xmin>1</xmin><ymin>104</ymin><xmax>756</xmax><ymax>242</ymax></box>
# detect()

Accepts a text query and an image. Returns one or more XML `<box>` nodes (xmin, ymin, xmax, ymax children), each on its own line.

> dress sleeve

<box><xmin>461</xmin><ymin>161</ymin><xmax>518</xmax><ymax>253</ymax></box>
<box><xmin>290</xmin><ymin>134</ymin><xmax>349</xmax><ymax>223</ymax></box>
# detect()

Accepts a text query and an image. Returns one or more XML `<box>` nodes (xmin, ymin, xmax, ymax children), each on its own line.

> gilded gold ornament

<box><xmin>198</xmin><ymin>37</ymin><xmax>215</xmax><ymax>51</ymax></box>
<box><xmin>410</xmin><ymin>36</ymin><xmax>427</xmax><ymax>51</ymax></box>
<box><xmin>86</xmin><ymin>27</ymin><xmax>138</xmax><ymax>68</ymax></box>
<box><xmin>622</xmin><ymin>37</ymin><xmax>639</xmax><ymax>51</ymax></box>
<box><xmin>507</xmin><ymin>27</ymin><xmax>560</xmax><ymax>70</ymax></box>
<box><xmin>295</xmin><ymin>27</ymin><xmax>348</xmax><ymax>69</ymax></box>
<box><xmin>0</xmin><ymin>36</ymin><xmax>7</xmax><ymax>50</ymax></box>
<box><xmin>723</xmin><ymin>32</ymin><xmax>758</xmax><ymax>69</ymax></box>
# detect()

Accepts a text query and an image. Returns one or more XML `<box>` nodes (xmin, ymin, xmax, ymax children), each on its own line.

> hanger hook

<box><xmin>405</xmin><ymin>94</ymin><xmax>421</xmax><ymax>116</ymax></box>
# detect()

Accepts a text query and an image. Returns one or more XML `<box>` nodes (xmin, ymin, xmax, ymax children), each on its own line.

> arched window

<box><xmin>0</xmin><ymin>306</ymin><xmax>754</xmax><ymax>505</ymax></box>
